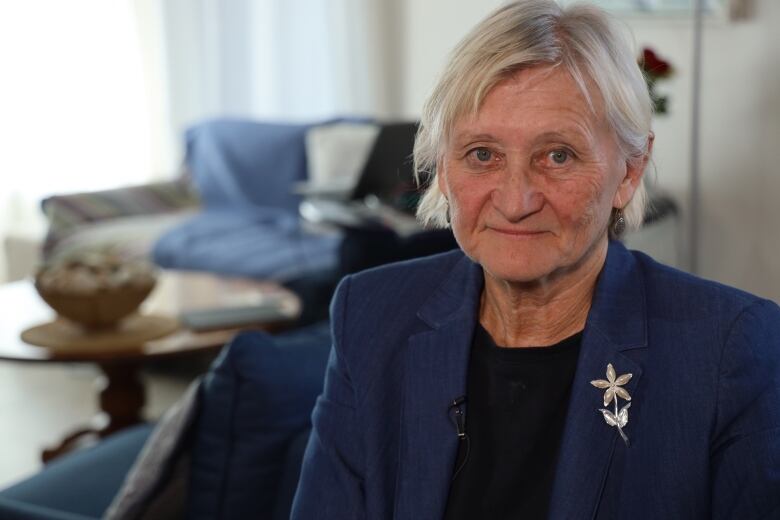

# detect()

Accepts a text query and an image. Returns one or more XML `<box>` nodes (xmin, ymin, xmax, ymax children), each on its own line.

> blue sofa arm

<box><xmin>0</xmin><ymin>424</ymin><xmax>154</xmax><ymax>520</ymax></box>
<box><xmin>0</xmin><ymin>499</ymin><xmax>96</xmax><ymax>520</ymax></box>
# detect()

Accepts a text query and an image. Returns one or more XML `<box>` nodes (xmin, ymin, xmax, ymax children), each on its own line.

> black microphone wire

<box><xmin>451</xmin><ymin>433</ymin><xmax>470</xmax><ymax>482</ymax></box>
<box><xmin>449</xmin><ymin>397</ymin><xmax>470</xmax><ymax>481</ymax></box>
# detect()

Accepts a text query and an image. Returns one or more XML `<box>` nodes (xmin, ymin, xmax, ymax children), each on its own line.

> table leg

<box><xmin>42</xmin><ymin>362</ymin><xmax>146</xmax><ymax>462</ymax></box>
<box><xmin>98</xmin><ymin>362</ymin><xmax>145</xmax><ymax>434</ymax></box>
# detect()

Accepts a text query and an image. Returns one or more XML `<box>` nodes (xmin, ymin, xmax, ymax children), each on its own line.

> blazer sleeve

<box><xmin>291</xmin><ymin>276</ymin><xmax>366</xmax><ymax>519</ymax></box>
<box><xmin>711</xmin><ymin>299</ymin><xmax>780</xmax><ymax>519</ymax></box>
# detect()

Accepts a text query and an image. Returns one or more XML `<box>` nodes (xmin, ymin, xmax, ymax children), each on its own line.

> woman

<box><xmin>292</xmin><ymin>1</ymin><xmax>780</xmax><ymax>519</ymax></box>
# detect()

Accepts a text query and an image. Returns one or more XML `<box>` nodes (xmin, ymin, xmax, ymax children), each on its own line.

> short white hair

<box><xmin>414</xmin><ymin>0</ymin><xmax>653</xmax><ymax>236</ymax></box>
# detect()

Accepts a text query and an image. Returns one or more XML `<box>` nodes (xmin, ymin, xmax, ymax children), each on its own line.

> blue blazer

<box><xmin>292</xmin><ymin>241</ymin><xmax>780</xmax><ymax>519</ymax></box>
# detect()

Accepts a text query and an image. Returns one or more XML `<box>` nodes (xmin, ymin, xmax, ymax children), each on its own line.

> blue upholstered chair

<box><xmin>0</xmin><ymin>322</ymin><xmax>332</xmax><ymax>519</ymax></box>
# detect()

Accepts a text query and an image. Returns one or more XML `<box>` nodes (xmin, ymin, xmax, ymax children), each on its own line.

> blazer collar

<box><xmin>584</xmin><ymin>240</ymin><xmax>648</xmax><ymax>351</ymax></box>
<box><xmin>548</xmin><ymin>241</ymin><xmax>648</xmax><ymax>520</ymax></box>
<box><xmin>415</xmin><ymin>253</ymin><xmax>484</xmax><ymax>330</ymax></box>
<box><xmin>395</xmin><ymin>242</ymin><xmax>648</xmax><ymax>520</ymax></box>
<box><xmin>395</xmin><ymin>254</ymin><xmax>483</xmax><ymax>520</ymax></box>
<box><xmin>417</xmin><ymin>241</ymin><xmax>647</xmax><ymax>348</ymax></box>
<box><xmin>415</xmin><ymin>241</ymin><xmax>647</xmax><ymax>347</ymax></box>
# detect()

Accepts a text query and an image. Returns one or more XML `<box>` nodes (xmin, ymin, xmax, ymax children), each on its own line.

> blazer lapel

<box><xmin>548</xmin><ymin>242</ymin><xmax>649</xmax><ymax>520</ymax></box>
<box><xmin>394</xmin><ymin>256</ymin><xmax>483</xmax><ymax>520</ymax></box>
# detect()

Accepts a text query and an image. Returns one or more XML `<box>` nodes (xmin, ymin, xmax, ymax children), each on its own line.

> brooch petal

<box><xmin>615</xmin><ymin>386</ymin><xmax>631</xmax><ymax>402</ymax></box>
<box><xmin>603</xmin><ymin>387</ymin><xmax>616</xmax><ymax>407</ymax></box>
<box><xmin>606</xmin><ymin>363</ymin><xmax>616</xmax><ymax>383</ymax></box>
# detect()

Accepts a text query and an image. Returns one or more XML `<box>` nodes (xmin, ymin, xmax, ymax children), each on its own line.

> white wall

<box><xmin>394</xmin><ymin>0</ymin><xmax>780</xmax><ymax>301</ymax></box>
<box><xmin>631</xmin><ymin>2</ymin><xmax>780</xmax><ymax>300</ymax></box>
<box><xmin>397</xmin><ymin>0</ymin><xmax>506</xmax><ymax>119</ymax></box>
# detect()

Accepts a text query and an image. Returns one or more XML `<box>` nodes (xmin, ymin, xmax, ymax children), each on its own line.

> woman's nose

<box><xmin>490</xmin><ymin>165</ymin><xmax>543</xmax><ymax>221</ymax></box>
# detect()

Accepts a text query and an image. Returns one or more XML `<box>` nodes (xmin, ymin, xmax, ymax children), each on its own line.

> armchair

<box><xmin>0</xmin><ymin>322</ymin><xmax>333</xmax><ymax>519</ymax></box>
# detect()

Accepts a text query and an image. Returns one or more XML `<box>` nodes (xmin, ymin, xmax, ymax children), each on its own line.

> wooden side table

<box><xmin>0</xmin><ymin>271</ymin><xmax>301</xmax><ymax>462</ymax></box>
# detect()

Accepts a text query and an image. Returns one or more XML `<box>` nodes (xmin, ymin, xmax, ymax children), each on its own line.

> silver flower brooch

<box><xmin>591</xmin><ymin>363</ymin><xmax>632</xmax><ymax>446</ymax></box>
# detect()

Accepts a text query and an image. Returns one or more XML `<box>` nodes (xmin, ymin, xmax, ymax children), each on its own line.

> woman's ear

<box><xmin>613</xmin><ymin>132</ymin><xmax>654</xmax><ymax>208</ymax></box>
<box><xmin>437</xmin><ymin>163</ymin><xmax>448</xmax><ymax>199</ymax></box>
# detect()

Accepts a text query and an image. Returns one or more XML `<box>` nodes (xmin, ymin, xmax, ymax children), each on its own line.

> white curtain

<box><xmin>0</xmin><ymin>0</ymin><xmax>175</xmax><ymax>243</ymax></box>
<box><xmin>161</xmin><ymin>0</ymin><xmax>387</xmax><ymax>133</ymax></box>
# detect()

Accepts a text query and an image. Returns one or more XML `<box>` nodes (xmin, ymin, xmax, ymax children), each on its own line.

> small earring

<box><xmin>444</xmin><ymin>199</ymin><xmax>451</xmax><ymax>226</ymax></box>
<box><xmin>612</xmin><ymin>208</ymin><xmax>626</xmax><ymax>236</ymax></box>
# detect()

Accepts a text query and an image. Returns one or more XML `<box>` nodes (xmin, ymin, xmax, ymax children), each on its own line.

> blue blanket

<box><xmin>152</xmin><ymin>209</ymin><xmax>340</xmax><ymax>282</ymax></box>
<box><xmin>153</xmin><ymin>119</ymin><xmax>344</xmax><ymax>281</ymax></box>
<box><xmin>185</xmin><ymin>119</ymin><xmax>314</xmax><ymax>212</ymax></box>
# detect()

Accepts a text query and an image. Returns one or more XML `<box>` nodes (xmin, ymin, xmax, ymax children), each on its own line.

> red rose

<box><xmin>641</xmin><ymin>47</ymin><xmax>672</xmax><ymax>78</ymax></box>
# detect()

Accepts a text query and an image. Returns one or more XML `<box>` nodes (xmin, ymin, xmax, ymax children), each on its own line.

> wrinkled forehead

<box><xmin>447</xmin><ymin>64</ymin><xmax>609</xmax><ymax>144</ymax></box>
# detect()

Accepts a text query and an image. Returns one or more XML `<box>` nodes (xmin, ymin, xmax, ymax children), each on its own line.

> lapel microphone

<box><xmin>449</xmin><ymin>396</ymin><xmax>467</xmax><ymax>439</ymax></box>
<box><xmin>449</xmin><ymin>396</ymin><xmax>470</xmax><ymax>481</ymax></box>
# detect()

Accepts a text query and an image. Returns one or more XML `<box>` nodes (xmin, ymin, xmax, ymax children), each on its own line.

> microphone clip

<box><xmin>449</xmin><ymin>396</ymin><xmax>467</xmax><ymax>439</ymax></box>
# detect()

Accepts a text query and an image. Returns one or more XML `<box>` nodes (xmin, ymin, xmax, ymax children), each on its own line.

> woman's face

<box><xmin>439</xmin><ymin>65</ymin><xmax>644</xmax><ymax>285</ymax></box>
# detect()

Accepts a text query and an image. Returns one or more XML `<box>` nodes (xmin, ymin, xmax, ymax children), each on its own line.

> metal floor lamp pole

<box><xmin>689</xmin><ymin>0</ymin><xmax>705</xmax><ymax>274</ymax></box>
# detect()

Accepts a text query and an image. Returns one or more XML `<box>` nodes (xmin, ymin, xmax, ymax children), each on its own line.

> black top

<box><xmin>443</xmin><ymin>324</ymin><xmax>582</xmax><ymax>520</ymax></box>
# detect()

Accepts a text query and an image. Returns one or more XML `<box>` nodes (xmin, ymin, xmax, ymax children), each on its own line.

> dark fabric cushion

<box><xmin>271</xmin><ymin>428</ymin><xmax>312</xmax><ymax>520</ymax></box>
<box><xmin>0</xmin><ymin>424</ymin><xmax>154</xmax><ymax>519</ymax></box>
<box><xmin>186</xmin><ymin>322</ymin><xmax>331</xmax><ymax>519</ymax></box>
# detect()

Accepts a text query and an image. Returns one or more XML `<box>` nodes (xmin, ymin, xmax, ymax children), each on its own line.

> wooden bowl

<box><xmin>35</xmin><ymin>280</ymin><xmax>155</xmax><ymax>329</ymax></box>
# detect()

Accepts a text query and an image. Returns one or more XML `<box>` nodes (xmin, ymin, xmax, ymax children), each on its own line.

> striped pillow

<box><xmin>41</xmin><ymin>177</ymin><xmax>199</xmax><ymax>257</ymax></box>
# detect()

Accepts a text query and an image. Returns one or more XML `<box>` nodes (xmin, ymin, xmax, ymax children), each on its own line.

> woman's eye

<box><xmin>472</xmin><ymin>148</ymin><xmax>492</xmax><ymax>162</ymax></box>
<box><xmin>549</xmin><ymin>149</ymin><xmax>570</xmax><ymax>165</ymax></box>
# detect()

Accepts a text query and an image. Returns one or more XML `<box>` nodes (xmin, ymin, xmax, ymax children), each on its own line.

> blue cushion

<box><xmin>0</xmin><ymin>498</ymin><xmax>96</xmax><ymax>520</ymax></box>
<box><xmin>186</xmin><ymin>322</ymin><xmax>331</xmax><ymax>519</ymax></box>
<box><xmin>0</xmin><ymin>423</ymin><xmax>154</xmax><ymax>519</ymax></box>
<box><xmin>151</xmin><ymin>209</ymin><xmax>341</xmax><ymax>282</ymax></box>
<box><xmin>185</xmin><ymin>119</ymin><xmax>313</xmax><ymax>212</ymax></box>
